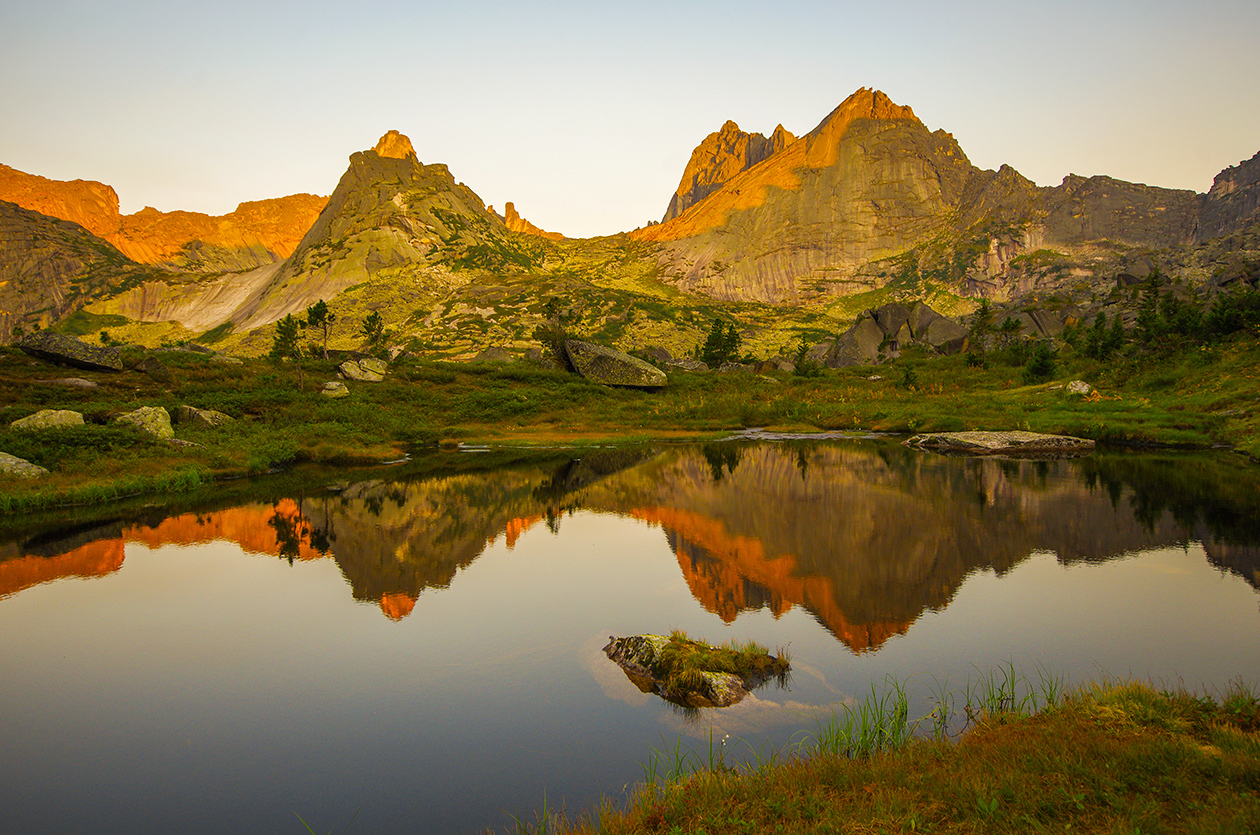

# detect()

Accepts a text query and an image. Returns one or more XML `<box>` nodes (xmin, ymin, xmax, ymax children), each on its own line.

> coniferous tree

<box><xmin>305</xmin><ymin>300</ymin><xmax>335</xmax><ymax>360</ymax></box>
<box><xmin>269</xmin><ymin>314</ymin><xmax>305</xmax><ymax>390</ymax></box>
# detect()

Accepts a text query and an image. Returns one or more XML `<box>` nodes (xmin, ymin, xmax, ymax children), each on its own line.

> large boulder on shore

<box><xmin>0</xmin><ymin>452</ymin><xmax>49</xmax><ymax>478</ymax></box>
<box><xmin>10</xmin><ymin>409</ymin><xmax>84</xmax><ymax>431</ymax></box>
<box><xmin>564</xmin><ymin>340</ymin><xmax>666</xmax><ymax>388</ymax></box>
<box><xmin>824</xmin><ymin>315</ymin><xmax>887</xmax><ymax>367</ymax></box>
<box><xmin>113</xmin><ymin>406</ymin><xmax>174</xmax><ymax>440</ymax></box>
<box><xmin>18</xmin><ymin>331</ymin><xmax>124</xmax><ymax>372</ymax></box>
<box><xmin>905</xmin><ymin>430</ymin><xmax>1095</xmax><ymax>457</ymax></box>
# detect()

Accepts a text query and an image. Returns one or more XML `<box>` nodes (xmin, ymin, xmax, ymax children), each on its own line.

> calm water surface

<box><xmin>1</xmin><ymin>439</ymin><xmax>1258</xmax><ymax>834</ymax></box>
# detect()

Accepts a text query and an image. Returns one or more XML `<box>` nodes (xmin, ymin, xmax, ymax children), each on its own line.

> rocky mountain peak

<box><xmin>802</xmin><ymin>87</ymin><xmax>919</xmax><ymax>168</ymax></box>
<box><xmin>1199</xmin><ymin>150</ymin><xmax>1260</xmax><ymax>241</ymax></box>
<box><xmin>373</xmin><ymin>130</ymin><xmax>417</xmax><ymax>160</ymax></box>
<box><xmin>661</xmin><ymin>120</ymin><xmax>797</xmax><ymax>222</ymax></box>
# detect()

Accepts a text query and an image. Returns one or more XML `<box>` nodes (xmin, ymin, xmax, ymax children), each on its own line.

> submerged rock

<box><xmin>602</xmin><ymin>633</ymin><xmax>788</xmax><ymax>708</ymax></box>
<box><xmin>905</xmin><ymin>430</ymin><xmax>1095</xmax><ymax>458</ymax></box>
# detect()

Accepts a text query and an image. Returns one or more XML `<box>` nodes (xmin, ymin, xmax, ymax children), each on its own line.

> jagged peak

<box><xmin>803</xmin><ymin>87</ymin><xmax>919</xmax><ymax>168</ymax></box>
<box><xmin>372</xmin><ymin>130</ymin><xmax>417</xmax><ymax>160</ymax></box>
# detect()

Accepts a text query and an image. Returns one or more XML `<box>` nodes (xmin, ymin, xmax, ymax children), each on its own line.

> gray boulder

<box><xmin>1027</xmin><ymin>309</ymin><xmax>1066</xmax><ymax>338</ymax></box>
<box><xmin>1066</xmin><ymin>380</ymin><xmax>1094</xmax><ymax>396</ymax></box>
<box><xmin>921</xmin><ymin>317</ymin><xmax>970</xmax><ymax>354</ymax></box>
<box><xmin>322</xmin><ymin>381</ymin><xmax>351</xmax><ymax>399</ymax></box>
<box><xmin>824</xmin><ymin>316</ymin><xmax>886</xmax><ymax>367</ymax></box>
<box><xmin>338</xmin><ymin>358</ymin><xmax>386</xmax><ymax>382</ymax></box>
<box><xmin>175</xmin><ymin>405</ymin><xmax>234</xmax><ymax>429</ymax></box>
<box><xmin>18</xmin><ymin>331</ymin><xmax>124</xmax><ymax>372</ymax></box>
<box><xmin>0</xmin><ymin>452</ymin><xmax>49</xmax><ymax>478</ymax></box>
<box><xmin>10</xmin><ymin>409</ymin><xmax>84</xmax><ymax>431</ymax></box>
<box><xmin>907</xmin><ymin>302</ymin><xmax>943</xmax><ymax>338</ymax></box>
<box><xmin>872</xmin><ymin>303</ymin><xmax>912</xmax><ymax>338</ymax></box>
<box><xmin>113</xmin><ymin>406</ymin><xmax>174</xmax><ymax>440</ymax></box>
<box><xmin>563</xmin><ymin>340</ymin><xmax>666</xmax><ymax>388</ymax></box>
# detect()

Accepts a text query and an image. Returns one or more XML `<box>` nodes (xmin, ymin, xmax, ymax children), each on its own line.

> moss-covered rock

<box><xmin>9</xmin><ymin>409</ymin><xmax>84</xmax><ymax>431</ymax></box>
<box><xmin>113</xmin><ymin>406</ymin><xmax>174</xmax><ymax>440</ymax></box>
<box><xmin>564</xmin><ymin>340</ymin><xmax>666</xmax><ymax>389</ymax></box>
<box><xmin>603</xmin><ymin>632</ymin><xmax>789</xmax><ymax>708</ymax></box>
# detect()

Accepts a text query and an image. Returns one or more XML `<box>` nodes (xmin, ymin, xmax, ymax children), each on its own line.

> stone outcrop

<box><xmin>491</xmin><ymin>202</ymin><xmax>564</xmax><ymax>240</ymax></box>
<box><xmin>113</xmin><ymin>406</ymin><xmax>174</xmax><ymax>439</ymax></box>
<box><xmin>905</xmin><ymin>431</ymin><xmax>1095</xmax><ymax>457</ymax></box>
<box><xmin>0</xmin><ymin>452</ymin><xmax>49</xmax><ymax>478</ymax></box>
<box><xmin>563</xmin><ymin>340</ymin><xmax>666</xmax><ymax>388</ymax></box>
<box><xmin>10</xmin><ymin>409</ymin><xmax>84</xmax><ymax>431</ymax></box>
<box><xmin>1198</xmin><ymin>150</ymin><xmax>1260</xmax><ymax>241</ymax></box>
<box><xmin>662</xmin><ymin>120</ymin><xmax>795</xmax><ymax>222</ymax></box>
<box><xmin>818</xmin><ymin>302</ymin><xmax>968</xmax><ymax>368</ymax></box>
<box><xmin>18</xmin><ymin>331</ymin><xmax>124</xmax><ymax>371</ymax></box>
<box><xmin>175</xmin><ymin>405</ymin><xmax>233</xmax><ymax>429</ymax></box>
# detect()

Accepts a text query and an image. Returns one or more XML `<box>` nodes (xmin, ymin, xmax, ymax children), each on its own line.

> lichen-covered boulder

<box><xmin>0</xmin><ymin>452</ymin><xmax>49</xmax><ymax>478</ymax></box>
<box><xmin>18</xmin><ymin>331</ymin><xmax>124</xmax><ymax>372</ymax></box>
<box><xmin>824</xmin><ymin>315</ymin><xmax>886</xmax><ymax>367</ymax></box>
<box><xmin>10</xmin><ymin>409</ymin><xmax>85</xmax><ymax>431</ymax></box>
<box><xmin>322</xmin><ymin>381</ymin><xmax>351</xmax><ymax>399</ymax></box>
<box><xmin>564</xmin><ymin>340</ymin><xmax>666</xmax><ymax>388</ymax></box>
<box><xmin>113</xmin><ymin>406</ymin><xmax>174</xmax><ymax>440</ymax></box>
<box><xmin>1066</xmin><ymin>380</ymin><xmax>1094</xmax><ymax>396</ymax></box>
<box><xmin>338</xmin><ymin>358</ymin><xmax>386</xmax><ymax>382</ymax></box>
<box><xmin>905</xmin><ymin>430</ymin><xmax>1095</xmax><ymax>457</ymax></box>
<box><xmin>175</xmin><ymin>405</ymin><xmax>234</xmax><ymax>429</ymax></box>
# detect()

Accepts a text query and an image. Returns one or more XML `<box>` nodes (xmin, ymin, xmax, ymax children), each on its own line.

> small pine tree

<box><xmin>305</xmin><ymin>300</ymin><xmax>335</xmax><ymax>360</ymax></box>
<box><xmin>270</xmin><ymin>314</ymin><xmax>305</xmax><ymax>390</ymax></box>
<box><xmin>1021</xmin><ymin>341</ymin><xmax>1058</xmax><ymax>384</ymax></box>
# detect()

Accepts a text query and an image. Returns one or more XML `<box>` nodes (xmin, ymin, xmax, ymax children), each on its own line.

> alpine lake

<box><xmin>2</xmin><ymin>434</ymin><xmax>1259</xmax><ymax>834</ymax></box>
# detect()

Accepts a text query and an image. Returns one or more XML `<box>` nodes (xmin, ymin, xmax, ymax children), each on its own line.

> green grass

<box><xmin>652</xmin><ymin>630</ymin><xmax>790</xmax><ymax>696</ymax></box>
<box><xmin>1</xmin><ymin>330</ymin><xmax>1259</xmax><ymax>510</ymax></box>
<box><xmin>500</xmin><ymin>678</ymin><xmax>1260</xmax><ymax>835</ymax></box>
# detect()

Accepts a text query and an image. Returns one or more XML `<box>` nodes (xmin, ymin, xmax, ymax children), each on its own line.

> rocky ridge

<box><xmin>661</xmin><ymin>120</ymin><xmax>795</xmax><ymax>223</ymax></box>
<box><xmin>0</xmin><ymin>163</ymin><xmax>325</xmax><ymax>272</ymax></box>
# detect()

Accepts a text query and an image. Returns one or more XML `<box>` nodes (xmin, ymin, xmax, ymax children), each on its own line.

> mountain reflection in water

<box><xmin>3</xmin><ymin>441</ymin><xmax>1258</xmax><ymax>653</ymax></box>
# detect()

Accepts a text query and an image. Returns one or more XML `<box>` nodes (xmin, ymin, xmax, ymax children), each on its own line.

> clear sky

<box><xmin>2</xmin><ymin>0</ymin><xmax>1257</xmax><ymax>239</ymax></box>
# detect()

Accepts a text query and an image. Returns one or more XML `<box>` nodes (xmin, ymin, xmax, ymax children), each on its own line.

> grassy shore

<box><xmin>1</xmin><ymin>329</ymin><xmax>1258</xmax><ymax>511</ymax></box>
<box><xmin>505</xmin><ymin>679</ymin><xmax>1260</xmax><ymax>835</ymax></box>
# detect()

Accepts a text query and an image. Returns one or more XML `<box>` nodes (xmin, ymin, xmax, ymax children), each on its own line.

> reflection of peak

<box><xmin>632</xmin><ymin>505</ymin><xmax>912</xmax><ymax>653</ymax></box>
<box><xmin>0</xmin><ymin>537</ymin><xmax>125</xmax><ymax>599</ymax></box>
<box><xmin>380</xmin><ymin>592</ymin><xmax>418</xmax><ymax>621</ymax></box>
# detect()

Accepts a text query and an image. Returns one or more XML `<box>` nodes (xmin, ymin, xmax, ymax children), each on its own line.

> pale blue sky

<box><xmin>2</xmin><ymin>0</ymin><xmax>1257</xmax><ymax>238</ymax></box>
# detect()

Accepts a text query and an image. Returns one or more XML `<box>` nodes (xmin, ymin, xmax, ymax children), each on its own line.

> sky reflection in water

<box><xmin>1</xmin><ymin>440</ymin><xmax>1258</xmax><ymax>834</ymax></box>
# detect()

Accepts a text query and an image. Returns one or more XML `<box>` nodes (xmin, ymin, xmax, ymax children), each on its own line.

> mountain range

<box><xmin>1</xmin><ymin>88</ymin><xmax>1257</xmax><ymax>357</ymax></box>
